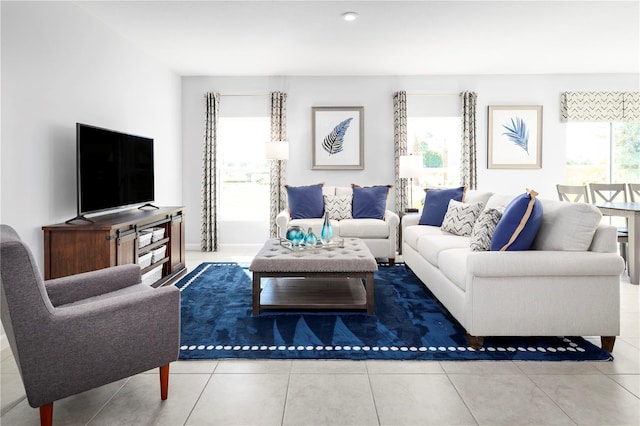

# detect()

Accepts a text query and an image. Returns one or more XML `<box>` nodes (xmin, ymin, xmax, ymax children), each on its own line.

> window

<box><xmin>218</xmin><ymin>117</ymin><xmax>270</xmax><ymax>221</ymax></box>
<box><xmin>565</xmin><ymin>122</ymin><xmax>640</xmax><ymax>185</ymax></box>
<box><xmin>406</xmin><ymin>116</ymin><xmax>462</xmax><ymax>209</ymax></box>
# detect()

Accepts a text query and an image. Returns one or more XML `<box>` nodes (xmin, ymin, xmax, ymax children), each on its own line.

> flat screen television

<box><xmin>73</xmin><ymin>123</ymin><xmax>155</xmax><ymax>220</ymax></box>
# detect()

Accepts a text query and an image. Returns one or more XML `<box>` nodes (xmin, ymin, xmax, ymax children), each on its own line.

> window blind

<box><xmin>561</xmin><ymin>91</ymin><xmax>640</xmax><ymax>122</ymax></box>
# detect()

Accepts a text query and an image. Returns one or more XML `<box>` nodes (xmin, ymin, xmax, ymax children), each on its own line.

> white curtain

<box><xmin>460</xmin><ymin>91</ymin><xmax>477</xmax><ymax>190</ymax></box>
<box><xmin>269</xmin><ymin>92</ymin><xmax>287</xmax><ymax>237</ymax></box>
<box><xmin>201</xmin><ymin>92</ymin><xmax>220</xmax><ymax>251</ymax></box>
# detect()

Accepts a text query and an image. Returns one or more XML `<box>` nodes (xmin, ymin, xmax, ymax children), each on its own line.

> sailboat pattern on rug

<box><xmin>176</xmin><ymin>262</ymin><xmax>611</xmax><ymax>361</ymax></box>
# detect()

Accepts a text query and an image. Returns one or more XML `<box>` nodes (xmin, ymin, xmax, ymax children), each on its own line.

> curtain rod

<box><xmin>406</xmin><ymin>92</ymin><xmax>460</xmax><ymax>97</ymax></box>
<box><xmin>219</xmin><ymin>93</ymin><xmax>270</xmax><ymax>97</ymax></box>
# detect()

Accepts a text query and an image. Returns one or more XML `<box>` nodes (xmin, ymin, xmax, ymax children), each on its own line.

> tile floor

<box><xmin>1</xmin><ymin>247</ymin><xmax>639</xmax><ymax>425</ymax></box>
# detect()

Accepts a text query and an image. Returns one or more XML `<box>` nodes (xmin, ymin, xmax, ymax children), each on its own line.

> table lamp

<box><xmin>399</xmin><ymin>154</ymin><xmax>423</xmax><ymax>212</ymax></box>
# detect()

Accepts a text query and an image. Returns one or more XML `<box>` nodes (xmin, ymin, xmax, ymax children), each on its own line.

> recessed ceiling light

<box><xmin>342</xmin><ymin>12</ymin><xmax>358</xmax><ymax>22</ymax></box>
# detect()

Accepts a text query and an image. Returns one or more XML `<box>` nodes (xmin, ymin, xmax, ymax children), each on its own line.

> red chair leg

<box><xmin>160</xmin><ymin>364</ymin><xmax>170</xmax><ymax>400</ymax></box>
<box><xmin>40</xmin><ymin>403</ymin><xmax>53</xmax><ymax>426</ymax></box>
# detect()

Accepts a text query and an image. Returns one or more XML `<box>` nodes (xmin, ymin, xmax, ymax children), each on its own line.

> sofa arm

<box><xmin>45</xmin><ymin>264</ymin><xmax>142</xmax><ymax>307</ymax></box>
<box><xmin>384</xmin><ymin>210</ymin><xmax>400</xmax><ymax>227</ymax></box>
<box><xmin>467</xmin><ymin>250</ymin><xmax>625</xmax><ymax>278</ymax></box>
<box><xmin>276</xmin><ymin>210</ymin><xmax>291</xmax><ymax>239</ymax></box>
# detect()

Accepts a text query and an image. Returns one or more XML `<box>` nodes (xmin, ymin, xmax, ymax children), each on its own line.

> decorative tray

<box><xmin>279</xmin><ymin>238</ymin><xmax>345</xmax><ymax>251</ymax></box>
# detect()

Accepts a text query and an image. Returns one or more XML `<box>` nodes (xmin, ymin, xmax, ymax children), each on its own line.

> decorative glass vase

<box><xmin>320</xmin><ymin>212</ymin><xmax>333</xmax><ymax>243</ymax></box>
<box><xmin>285</xmin><ymin>226</ymin><xmax>306</xmax><ymax>245</ymax></box>
<box><xmin>305</xmin><ymin>227</ymin><xmax>318</xmax><ymax>245</ymax></box>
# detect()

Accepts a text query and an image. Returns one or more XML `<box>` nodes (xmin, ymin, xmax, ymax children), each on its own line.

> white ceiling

<box><xmin>77</xmin><ymin>0</ymin><xmax>640</xmax><ymax>76</ymax></box>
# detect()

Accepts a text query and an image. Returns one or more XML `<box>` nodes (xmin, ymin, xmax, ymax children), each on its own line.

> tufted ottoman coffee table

<box><xmin>249</xmin><ymin>238</ymin><xmax>378</xmax><ymax>315</ymax></box>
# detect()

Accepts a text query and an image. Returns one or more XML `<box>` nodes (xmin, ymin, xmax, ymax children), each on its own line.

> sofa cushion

<box><xmin>438</xmin><ymin>248</ymin><xmax>471</xmax><ymax>291</ymax></box>
<box><xmin>403</xmin><ymin>225</ymin><xmax>452</xmax><ymax>252</ymax></box>
<box><xmin>285</xmin><ymin>183</ymin><xmax>324</xmax><ymax>219</ymax></box>
<box><xmin>339</xmin><ymin>218</ymin><xmax>389</xmax><ymax>239</ymax></box>
<box><xmin>324</xmin><ymin>195</ymin><xmax>353</xmax><ymax>220</ymax></box>
<box><xmin>470</xmin><ymin>208</ymin><xmax>503</xmax><ymax>251</ymax></box>
<box><xmin>533</xmin><ymin>198</ymin><xmax>602</xmax><ymax>251</ymax></box>
<box><xmin>416</xmin><ymin>233</ymin><xmax>471</xmax><ymax>267</ymax></box>
<box><xmin>490</xmin><ymin>189</ymin><xmax>543</xmax><ymax>251</ymax></box>
<box><xmin>419</xmin><ymin>186</ymin><xmax>466</xmax><ymax>226</ymax></box>
<box><xmin>441</xmin><ymin>200</ymin><xmax>484</xmax><ymax>236</ymax></box>
<box><xmin>352</xmin><ymin>185</ymin><xmax>391</xmax><ymax>219</ymax></box>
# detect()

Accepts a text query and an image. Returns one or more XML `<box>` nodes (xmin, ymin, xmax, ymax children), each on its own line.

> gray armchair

<box><xmin>0</xmin><ymin>225</ymin><xmax>180</xmax><ymax>426</ymax></box>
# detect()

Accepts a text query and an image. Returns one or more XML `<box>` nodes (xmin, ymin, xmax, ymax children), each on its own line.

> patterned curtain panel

<box><xmin>201</xmin><ymin>92</ymin><xmax>220</xmax><ymax>251</ymax></box>
<box><xmin>269</xmin><ymin>92</ymin><xmax>288</xmax><ymax>237</ymax></box>
<box><xmin>561</xmin><ymin>91</ymin><xmax>640</xmax><ymax>122</ymax></box>
<box><xmin>393</xmin><ymin>91</ymin><xmax>408</xmax><ymax>214</ymax></box>
<box><xmin>460</xmin><ymin>91</ymin><xmax>477</xmax><ymax>190</ymax></box>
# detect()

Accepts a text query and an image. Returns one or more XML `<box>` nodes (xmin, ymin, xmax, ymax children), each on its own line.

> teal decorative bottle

<box><xmin>320</xmin><ymin>211</ymin><xmax>333</xmax><ymax>243</ymax></box>
<box><xmin>305</xmin><ymin>227</ymin><xmax>318</xmax><ymax>245</ymax></box>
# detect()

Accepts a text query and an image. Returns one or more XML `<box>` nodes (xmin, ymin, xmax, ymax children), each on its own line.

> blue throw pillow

<box><xmin>285</xmin><ymin>183</ymin><xmax>324</xmax><ymax>219</ymax></box>
<box><xmin>419</xmin><ymin>186</ymin><xmax>466</xmax><ymax>226</ymax></box>
<box><xmin>490</xmin><ymin>189</ymin><xmax>543</xmax><ymax>251</ymax></box>
<box><xmin>352</xmin><ymin>185</ymin><xmax>392</xmax><ymax>219</ymax></box>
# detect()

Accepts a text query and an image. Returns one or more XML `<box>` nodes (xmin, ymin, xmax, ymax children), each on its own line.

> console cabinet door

<box><xmin>170</xmin><ymin>214</ymin><xmax>185</xmax><ymax>273</ymax></box>
<box><xmin>116</xmin><ymin>231</ymin><xmax>138</xmax><ymax>266</ymax></box>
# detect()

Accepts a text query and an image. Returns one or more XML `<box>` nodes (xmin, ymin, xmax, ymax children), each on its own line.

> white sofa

<box><xmin>276</xmin><ymin>186</ymin><xmax>400</xmax><ymax>264</ymax></box>
<box><xmin>401</xmin><ymin>190</ymin><xmax>625</xmax><ymax>351</ymax></box>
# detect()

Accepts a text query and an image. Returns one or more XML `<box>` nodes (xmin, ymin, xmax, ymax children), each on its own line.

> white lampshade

<box><xmin>399</xmin><ymin>155</ymin><xmax>423</xmax><ymax>178</ymax></box>
<box><xmin>265</xmin><ymin>141</ymin><xmax>289</xmax><ymax>160</ymax></box>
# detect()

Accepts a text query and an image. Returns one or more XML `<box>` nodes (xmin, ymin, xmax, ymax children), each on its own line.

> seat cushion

<box><xmin>438</xmin><ymin>248</ymin><xmax>471</xmax><ymax>291</ymax></box>
<box><xmin>416</xmin><ymin>234</ymin><xmax>471</xmax><ymax>267</ymax></box>
<box><xmin>339</xmin><ymin>218</ymin><xmax>389</xmax><ymax>239</ymax></box>
<box><xmin>403</xmin><ymin>225</ymin><xmax>452</xmax><ymax>252</ymax></box>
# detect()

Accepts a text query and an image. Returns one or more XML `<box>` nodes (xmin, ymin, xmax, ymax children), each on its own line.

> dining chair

<box><xmin>628</xmin><ymin>183</ymin><xmax>640</xmax><ymax>202</ymax></box>
<box><xmin>0</xmin><ymin>224</ymin><xmax>180</xmax><ymax>426</ymax></box>
<box><xmin>589</xmin><ymin>183</ymin><xmax>628</xmax><ymax>267</ymax></box>
<box><xmin>556</xmin><ymin>184</ymin><xmax>590</xmax><ymax>203</ymax></box>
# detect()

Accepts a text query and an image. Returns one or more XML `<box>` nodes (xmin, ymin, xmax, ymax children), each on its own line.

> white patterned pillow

<box><xmin>324</xmin><ymin>195</ymin><xmax>352</xmax><ymax>220</ymax></box>
<box><xmin>441</xmin><ymin>200</ymin><xmax>484</xmax><ymax>236</ymax></box>
<box><xmin>470</xmin><ymin>208</ymin><xmax>503</xmax><ymax>251</ymax></box>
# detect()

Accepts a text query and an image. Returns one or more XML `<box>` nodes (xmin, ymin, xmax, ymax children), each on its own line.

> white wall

<box><xmin>1</xmin><ymin>1</ymin><xmax>182</xmax><ymax>269</ymax></box>
<box><xmin>182</xmin><ymin>74</ymin><xmax>639</xmax><ymax>248</ymax></box>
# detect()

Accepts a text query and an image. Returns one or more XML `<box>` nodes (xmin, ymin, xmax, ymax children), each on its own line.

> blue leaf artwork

<box><xmin>502</xmin><ymin>117</ymin><xmax>530</xmax><ymax>154</ymax></box>
<box><xmin>322</xmin><ymin>118</ymin><xmax>352</xmax><ymax>155</ymax></box>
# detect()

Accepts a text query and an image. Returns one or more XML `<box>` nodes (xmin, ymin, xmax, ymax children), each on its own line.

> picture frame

<box><xmin>488</xmin><ymin>105</ymin><xmax>542</xmax><ymax>169</ymax></box>
<box><xmin>312</xmin><ymin>106</ymin><xmax>364</xmax><ymax>170</ymax></box>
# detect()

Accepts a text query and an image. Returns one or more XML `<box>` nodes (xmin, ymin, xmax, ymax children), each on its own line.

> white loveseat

<box><xmin>276</xmin><ymin>186</ymin><xmax>400</xmax><ymax>264</ymax></box>
<box><xmin>401</xmin><ymin>190</ymin><xmax>624</xmax><ymax>351</ymax></box>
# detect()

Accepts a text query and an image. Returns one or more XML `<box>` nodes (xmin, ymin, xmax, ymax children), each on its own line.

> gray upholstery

<box><xmin>0</xmin><ymin>224</ymin><xmax>180</xmax><ymax>409</ymax></box>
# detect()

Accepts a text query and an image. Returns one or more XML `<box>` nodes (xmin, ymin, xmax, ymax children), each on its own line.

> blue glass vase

<box><xmin>285</xmin><ymin>226</ymin><xmax>305</xmax><ymax>245</ymax></box>
<box><xmin>320</xmin><ymin>212</ymin><xmax>333</xmax><ymax>243</ymax></box>
<box><xmin>305</xmin><ymin>227</ymin><xmax>318</xmax><ymax>245</ymax></box>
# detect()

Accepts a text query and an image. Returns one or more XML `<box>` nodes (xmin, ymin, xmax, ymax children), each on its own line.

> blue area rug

<box><xmin>177</xmin><ymin>262</ymin><xmax>612</xmax><ymax>361</ymax></box>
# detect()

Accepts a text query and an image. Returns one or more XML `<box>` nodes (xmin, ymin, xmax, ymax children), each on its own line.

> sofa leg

<box><xmin>466</xmin><ymin>333</ymin><xmax>484</xmax><ymax>350</ymax></box>
<box><xmin>388</xmin><ymin>258</ymin><xmax>395</xmax><ymax>266</ymax></box>
<box><xmin>40</xmin><ymin>403</ymin><xmax>53</xmax><ymax>426</ymax></box>
<box><xmin>601</xmin><ymin>336</ymin><xmax>616</xmax><ymax>353</ymax></box>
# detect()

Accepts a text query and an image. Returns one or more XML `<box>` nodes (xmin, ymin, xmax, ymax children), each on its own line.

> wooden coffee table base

<box><xmin>252</xmin><ymin>272</ymin><xmax>375</xmax><ymax>315</ymax></box>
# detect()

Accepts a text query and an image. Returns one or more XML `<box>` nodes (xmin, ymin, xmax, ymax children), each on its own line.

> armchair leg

<box><xmin>160</xmin><ymin>364</ymin><xmax>170</xmax><ymax>400</ymax></box>
<box><xmin>40</xmin><ymin>403</ymin><xmax>53</xmax><ymax>426</ymax></box>
<box><xmin>388</xmin><ymin>258</ymin><xmax>395</xmax><ymax>266</ymax></box>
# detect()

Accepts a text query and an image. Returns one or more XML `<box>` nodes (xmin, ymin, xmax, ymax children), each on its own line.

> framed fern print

<box><xmin>488</xmin><ymin>105</ymin><xmax>542</xmax><ymax>169</ymax></box>
<box><xmin>312</xmin><ymin>106</ymin><xmax>364</xmax><ymax>170</ymax></box>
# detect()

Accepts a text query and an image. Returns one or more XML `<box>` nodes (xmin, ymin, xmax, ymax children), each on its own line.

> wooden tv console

<box><xmin>42</xmin><ymin>206</ymin><xmax>186</xmax><ymax>287</ymax></box>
